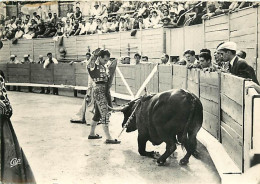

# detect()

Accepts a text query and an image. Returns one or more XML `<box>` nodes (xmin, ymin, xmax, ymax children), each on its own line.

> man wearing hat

<box><xmin>161</xmin><ymin>17</ymin><xmax>176</xmax><ymax>28</ymax></box>
<box><xmin>91</xmin><ymin>2</ymin><xmax>102</xmax><ymax>17</ymax></box>
<box><xmin>218</xmin><ymin>42</ymin><xmax>259</xmax><ymax>84</ymax></box>
<box><xmin>38</xmin><ymin>55</ymin><xmax>44</xmax><ymax>64</ymax></box>
<box><xmin>21</xmin><ymin>54</ymin><xmax>33</xmax><ymax>63</ymax></box>
<box><xmin>9</xmin><ymin>55</ymin><xmax>20</xmax><ymax>64</ymax></box>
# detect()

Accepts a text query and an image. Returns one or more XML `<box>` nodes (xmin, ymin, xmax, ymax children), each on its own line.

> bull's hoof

<box><xmin>192</xmin><ymin>150</ymin><xmax>200</xmax><ymax>159</ymax></box>
<box><xmin>146</xmin><ymin>151</ymin><xmax>155</xmax><ymax>158</ymax></box>
<box><xmin>179</xmin><ymin>158</ymin><xmax>189</xmax><ymax>165</ymax></box>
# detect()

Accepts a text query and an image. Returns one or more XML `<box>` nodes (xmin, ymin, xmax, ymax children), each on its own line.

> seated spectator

<box><xmin>21</xmin><ymin>54</ymin><xmax>33</xmax><ymax>63</ymax></box>
<box><xmin>37</xmin><ymin>21</ymin><xmax>57</xmax><ymax>38</ymax></box>
<box><xmin>17</xmin><ymin>12</ymin><xmax>24</xmax><ymax>23</ymax></box>
<box><xmin>51</xmin><ymin>13</ymin><xmax>60</xmax><ymax>27</ymax></box>
<box><xmin>79</xmin><ymin>19</ymin><xmax>88</xmax><ymax>35</ymax></box>
<box><xmin>64</xmin><ymin>19</ymin><xmax>72</xmax><ymax>36</ymax></box>
<box><xmin>161</xmin><ymin>53</ymin><xmax>170</xmax><ymax>64</ymax></box>
<box><xmin>38</xmin><ymin>55</ymin><xmax>44</xmax><ymax>64</ymax></box>
<box><xmin>202</xmin><ymin>3</ymin><xmax>217</xmax><ymax>20</ymax></box>
<box><xmin>132</xmin><ymin>13</ymin><xmax>140</xmax><ymax>29</ymax></box>
<box><xmin>237</xmin><ymin>50</ymin><xmax>246</xmax><ymax>59</ymax></box>
<box><xmin>119</xmin><ymin>17</ymin><xmax>127</xmax><ymax>31</ymax></box>
<box><xmin>22</xmin><ymin>19</ymin><xmax>30</xmax><ymax>34</ymax></box>
<box><xmin>34</xmin><ymin>19</ymin><xmax>46</xmax><ymax>38</ymax></box>
<box><xmin>100</xmin><ymin>4</ymin><xmax>108</xmax><ymax>18</ymax></box>
<box><xmin>94</xmin><ymin>17</ymin><xmax>102</xmax><ymax>34</ymax></box>
<box><xmin>161</xmin><ymin>17</ymin><xmax>177</xmax><ymax>28</ymax></box>
<box><xmin>101</xmin><ymin>17</ymin><xmax>110</xmax><ymax>33</ymax></box>
<box><xmin>14</xmin><ymin>25</ymin><xmax>24</xmax><ymax>39</ymax></box>
<box><xmin>69</xmin><ymin>19</ymin><xmax>80</xmax><ymax>36</ymax></box>
<box><xmin>162</xmin><ymin>9</ymin><xmax>170</xmax><ymax>18</ymax></box>
<box><xmin>55</xmin><ymin>22</ymin><xmax>64</xmax><ymax>36</ymax></box>
<box><xmin>217</xmin><ymin>42</ymin><xmax>259</xmax><ymax>84</ymax></box>
<box><xmin>134</xmin><ymin>53</ymin><xmax>141</xmax><ymax>64</ymax></box>
<box><xmin>108</xmin><ymin>1</ymin><xmax>120</xmax><ymax>13</ymax></box>
<box><xmin>46</xmin><ymin>13</ymin><xmax>53</xmax><ymax>22</ymax></box>
<box><xmin>109</xmin><ymin>16</ymin><xmax>119</xmax><ymax>32</ymax></box>
<box><xmin>141</xmin><ymin>55</ymin><xmax>149</xmax><ymax>62</ymax></box>
<box><xmin>215</xmin><ymin>2</ymin><xmax>231</xmax><ymax>16</ymax></box>
<box><xmin>150</xmin><ymin>10</ymin><xmax>161</xmax><ymax>28</ymax></box>
<box><xmin>138</xmin><ymin>3</ymin><xmax>150</xmax><ymax>19</ymax></box>
<box><xmin>138</xmin><ymin>16</ymin><xmax>148</xmax><ymax>29</ymax></box>
<box><xmin>2</xmin><ymin>26</ymin><xmax>13</xmax><ymax>40</ymax></box>
<box><xmin>91</xmin><ymin>2</ymin><xmax>102</xmax><ymax>17</ymax></box>
<box><xmin>189</xmin><ymin>5</ymin><xmax>205</xmax><ymax>25</ymax></box>
<box><xmin>74</xmin><ymin>7</ymin><xmax>82</xmax><ymax>22</ymax></box>
<box><xmin>35</xmin><ymin>15</ymin><xmax>41</xmax><ymax>24</ymax></box>
<box><xmin>9</xmin><ymin>55</ymin><xmax>20</xmax><ymax>64</ymax></box>
<box><xmin>124</xmin><ymin>14</ymin><xmax>133</xmax><ymax>31</ymax></box>
<box><xmin>23</xmin><ymin>19</ymin><xmax>37</xmax><ymax>39</ymax></box>
<box><xmin>87</xmin><ymin>17</ymin><xmax>97</xmax><ymax>34</ymax></box>
<box><xmin>198</xmin><ymin>52</ymin><xmax>212</xmax><ymax>69</ymax></box>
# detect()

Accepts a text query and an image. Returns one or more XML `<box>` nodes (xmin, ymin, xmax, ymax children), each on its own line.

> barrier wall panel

<box><xmin>158</xmin><ymin>65</ymin><xmax>172</xmax><ymax>92</ymax></box>
<box><xmin>172</xmin><ymin>65</ymin><xmax>187</xmax><ymax>89</ymax></box>
<box><xmin>184</xmin><ymin>25</ymin><xmax>204</xmax><ymax>54</ymax></box>
<box><xmin>54</xmin><ymin>64</ymin><xmax>75</xmax><ymax>85</ymax></box>
<box><xmin>169</xmin><ymin>28</ymin><xmax>184</xmax><ymax>57</ymax></box>
<box><xmin>200</xmin><ymin>98</ymin><xmax>218</xmax><ymax>117</ymax></box>
<box><xmin>205</xmin><ymin>15</ymin><xmax>228</xmax><ymax>27</ymax></box>
<box><xmin>74</xmin><ymin>63</ymin><xmax>88</xmax><ymax>87</ymax></box>
<box><xmin>165</xmin><ymin>29</ymin><xmax>171</xmax><ymax>56</ymax></box>
<box><xmin>221</xmin><ymin>125</ymin><xmax>243</xmax><ymax>170</ymax></box>
<box><xmin>221</xmin><ymin>111</ymin><xmax>243</xmax><ymax>137</ymax></box>
<box><xmin>33</xmin><ymin>38</ymin><xmax>56</xmax><ymax>61</ymax></box>
<box><xmin>63</xmin><ymin>36</ymin><xmax>77</xmax><ymax>60</ymax></box>
<box><xmin>7</xmin><ymin>64</ymin><xmax>30</xmax><ymax>83</ymax></box>
<box><xmin>99</xmin><ymin>33</ymin><xmax>121</xmax><ymax>59</ymax></box>
<box><xmin>0</xmin><ymin>41</ymin><xmax>10</xmax><ymax>62</ymax></box>
<box><xmin>203</xmin><ymin>111</ymin><xmax>219</xmax><ymax>139</ymax></box>
<box><xmin>10</xmin><ymin>40</ymin><xmax>33</xmax><ymax>61</ymax></box>
<box><xmin>30</xmin><ymin>64</ymin><xmax>53</xmax><ymax>84</ymax></box>
<box><xmin>221</xmin><ymin>73</ymin><xmax>244</xmax><ymax>105</ymax></box>
<box><xmin>187</xmin><ymin>69</ymin><xmax>199</xmax><ymax>97</ymax></box>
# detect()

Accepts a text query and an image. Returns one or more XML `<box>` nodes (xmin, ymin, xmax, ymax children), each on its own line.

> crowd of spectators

<box><xmin>1</xmin><ymin>1</ymin><xmax>258</xmax><ymax>41</ymax></box>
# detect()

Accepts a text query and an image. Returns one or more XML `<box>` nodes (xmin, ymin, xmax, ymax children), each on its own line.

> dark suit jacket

<box><xmin>230</xmin><ymin>56</ymin><xmax>259</xmax><ymax>85</ymax></box>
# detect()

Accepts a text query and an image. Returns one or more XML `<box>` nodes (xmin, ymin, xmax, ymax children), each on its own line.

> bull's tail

<box><xmin>180</xmin><ymin>93</ymin><xmax>196</xmax><ymax>150</ymax></box>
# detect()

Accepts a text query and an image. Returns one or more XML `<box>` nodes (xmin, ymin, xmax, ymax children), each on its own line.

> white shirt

<box><xmin>88</xmin><ymin>22</ymin><xmax>97</xmax><ymax>32</ymax></box>
<box><xmin>15</xmin><ymin>30</ymin><xmax>24</xmax><ymax>39</ymax></box>
<box><xmin>91</xmin><ymin>7</ymin><xmax>102</xmax><ymax>17</ymax></box>
<box><xmin>230</xmin><ymin>56</ymin><xmax>236</xmax><ymax>67</ymax></box>
<box><xmin>79</xmin><ymin>23</ymin><xmax>87</xmax><ymax>34</ymax></box>
<box><xmin>43</xmin><ymin>57</ymin><xmax>58</xmax><ymax>69</ymax></box>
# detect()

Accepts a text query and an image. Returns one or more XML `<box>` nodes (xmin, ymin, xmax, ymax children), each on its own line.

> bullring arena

<box><xmin>0</xmin><ymin>1</ymin><xmax>260</xmax><ymax>184</ymax></box>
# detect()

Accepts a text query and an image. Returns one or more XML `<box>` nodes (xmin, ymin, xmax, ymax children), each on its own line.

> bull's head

<box><xmin>108</xmin><ymin>99</ymin><xmax>140</xmax><ymax>132</ymax></box>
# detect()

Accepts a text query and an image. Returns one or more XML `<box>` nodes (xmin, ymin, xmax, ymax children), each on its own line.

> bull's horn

<box><xmin>107</xmin><ymin>105</ymin><xmax>128</xmax><ymax>112</ymax></box>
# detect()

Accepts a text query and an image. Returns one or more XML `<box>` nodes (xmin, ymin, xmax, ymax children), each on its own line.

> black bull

<box><xmin>109</xmin><ymin>89</ymin><xmax>203</xmax><ymax>165</ymax></box>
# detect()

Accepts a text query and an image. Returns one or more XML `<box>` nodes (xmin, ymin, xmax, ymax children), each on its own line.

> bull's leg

<box><xmin>157</xmin><ymin>140</ymin><xmax>176</xmax><ymax>166</ymax></box>
<box><xmin>138</xmin><ymin>134</ymin><xmax>155</xmax><ymax>158</ymax></box>
<box><xmin>180</xmin><ymin>133</ymin><xmax>198</xmax><ymax>165</ymax></box>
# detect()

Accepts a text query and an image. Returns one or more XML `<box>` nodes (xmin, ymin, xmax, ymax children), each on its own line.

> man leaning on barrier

<box><xmin>217</xmin><ymin>42</ymin><xmax>259</xmax><ymax>85</ymax></box>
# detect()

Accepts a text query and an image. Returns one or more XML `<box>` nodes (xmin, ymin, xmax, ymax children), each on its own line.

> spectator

<box><xmin>198</xmin><ymin>52</ymin><xmax>212</xmax><ymax>69</ymax></box>
<box><xmin>202</xmin><ymin>3</ymin><xmax>217</xmax><ymax>20</ymax></box>
<box><xmin>237</xmin><ymin>50</ymin><xmax>246</xmax><ymax>59</ymax></box>
<box><xmin>108</xmin><ymin>1</ymin><xmax>120</xmax><ymax>13</ymax></box>
<box><xmin>14</xmin><ymin>25</ymin><xmax>24</xmax><ymax>39</ymax></box>
<box><xmin>9</xmin><ymin>55</ymin><xmax>20</xmax><ymax>64</ymax></box>
<box><xmin>215</xmin><ymin>2</ymin><xmax>231</xmax><ymax>16</ymax></box>
<box><xmin>34</xmin><ymin>19</ymin><xmax>46</xmax><ymax>38</ymax></box>
<box><xmin>132</xmin><ymin>13</ymin><xmax>140</xmax><ymax>29</ymax></box>
<box><xmin>87</xmin><ymin>17</ymin><xmax>97</xmax><ymax>34</ymax></box>
<box><xmin>100</xmin><ymin>4</ymin><xmax>108</xmax><ymax>17</ymax></box>
<box><xmin>141</xmin><ymin>55</ymin><xmax>149</xmax><ymax>62</ymax></box>
<box><xmin>55</xmin><ymin>22</ymin><xmax>64</xmax><ymax>36</ymax></box>
<box><xmin>21</xmin><ymin>54</ymin><xmax>33</xmax><ymax>63</ymax></box>
<box><xmin>44</xmin><ymin>52</ymin><xmax>59</xmax><ymax>94</ymax></box>
<box><xmin>161</xmin><ymin>53</ymin><xmax>170</xmax><ymax>64</ymax></box>
<box><xmin>110</xmin><ymin>16</ymin><xmax>119</xmax><ymax>32</ymax></box>
<box><xmin>64</xmin><ymin>19</ymin><xmax>72</xmax><ymax>36</ymax></box>
<box><xmin>38</xmin><ymin>55</ymin><xmax>44</xmax><ymax>64</ymax></box>
<box><xmin>139</xmin><ymin>3</ymin><xmax>150</xmax><ymax>19</ymax></box>
<box><xmin>3</xmin><ymin>26</ymin><xmax>13</xmax><ymax>40</ymax></box>
<box><xmin>51</xmin><ymin>13</ymin><xmax>60</xmax><ymax>27</ymax></box>
<box><xmin>119</xmin><ymin>17</ymin><xmax>127</xmax><ymax>31</ymax></box>
<box><xmin>75</xmin><ymin>7</ymin><xmax>82</xmax><ymax>22</ymax></box>
<box><xmin>37</xmin><ymin>21</ymin><xmax>56</xmax><ymax>38</ymax></box>
<box><xmin>161</xmin><ymin>17</ymin><xmax>176</xmax><ymax>27</ymax></box>
<box><xmin>150</xmin><ymin>10</ymin><xmax>161</xmax><ymax>28</ymax></box>
<box><xmin>69</xmin><ymin>19</ymin><xmax>80</xmax><ymax>36</ymax></box>
<box><xmin>17</xmin><ymin>12</ymin><xmax>24</xmax><ymax>23</ymax></box>
<box><xmin>95</xmin><ymin>17</ymin><xmax>103</xmax><ymax>34</ymax></box>
<box><xmin>23</xmin><ymin>19</ymin><xmax>37</xmax><ymax>39</ymax></box>
<box><xmin>121</xmin><ymin>56</ymin><xmax>130</xmax><ymax>64</ymax></box>
<box><xmin>101</xmin><ymin>17</ymin><xmax>110</xmax><ymax>33</ymax></box>
<box><xmin>162</xmin><ymin>9</ymin><xmax>170</xmax><ymax>18</ymax></box>
<box><xmin>22</xmin><ymin>19</ymin><xmax>30</xmax><ymax>34</ymax></box>
<box><xmin>82</xmin><ymin>52</ymin><xmax>91</xmax><ymax>63</ymax></box>
<box><xmin>92</xmin><ymin>2</ymin><xmax>102</xmax><ymax>17</ymax></box>
<box><xmin>35</xmin><ymin>15</ymin><xmax>41</xmax><ymax>24</ymax></box>
<box><xmin>134</xmin><ymin>53</ymin><xmax>141</xmax><ymax>64</ymax></box>
<box><xmin>217</xmin><ymin>42</ymin><xmax>259</xmax><ymax>84</ymax></box>
<box><xmin>138</xmin><ymin>16</ymin><xmax>147</xmax><ymax>29</ymax></box>
<box><xmin>46</xmin><ymin>13</ymin><xmax>53</xmax><ymax>22</ymax></box>
<box><xmin>183</xmin><ymin>50</ymin><xmax>198</xmax><ymax>66</ymax></box>
<box><xmin>124</xmin><ymin>14</ymin><xmax>133</xmax><ymax>31</ymax></box>
<box><xmin>79</xmin><ymin>19</ymin><xmax>87</xmax><ymax>35</ymax></box>
<box><xmin>229</xmin><ymin>2</ymin><xmax>251</xmax><ymax>12</ymax></box>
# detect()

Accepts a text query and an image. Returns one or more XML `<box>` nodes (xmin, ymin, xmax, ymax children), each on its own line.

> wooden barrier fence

<box><xmin>0</xmin><ymin>62</ymin><xmax>258</xmax><ymax>173</ymax></box>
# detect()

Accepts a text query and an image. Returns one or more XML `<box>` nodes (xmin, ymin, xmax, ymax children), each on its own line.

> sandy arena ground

<box><xmin>8</xmin><ymin>91</ymin><xmax>221</xmax><ymax>184</ymax></box>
